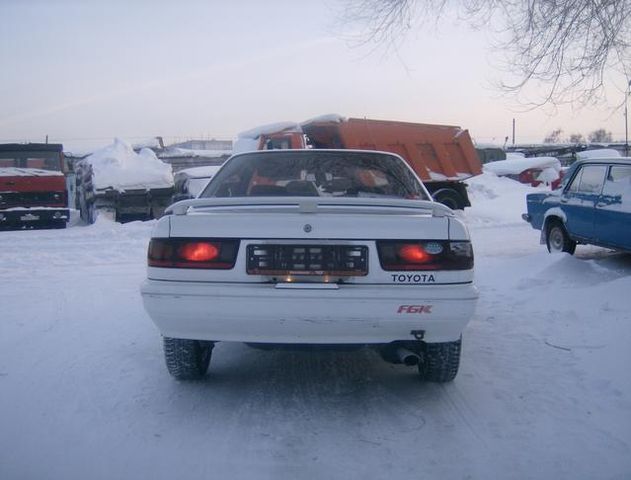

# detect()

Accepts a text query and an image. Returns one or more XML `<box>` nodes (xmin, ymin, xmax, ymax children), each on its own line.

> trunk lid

<box><xmin>167</xmin><ymin>197</ymin><xmax>452</xmax><ymax>240</ymax></box>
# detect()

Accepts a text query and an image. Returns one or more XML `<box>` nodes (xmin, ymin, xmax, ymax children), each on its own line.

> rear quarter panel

<box><xmin>526</xmin><ymin>192</ymin><xmax>559</xmax><ymax>230</ymax></box>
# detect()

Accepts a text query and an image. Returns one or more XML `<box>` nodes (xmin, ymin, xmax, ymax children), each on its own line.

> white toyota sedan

<box><xmin>141</xmin><ymin>150</ymin><xmax>478</xmax><ymax>382</ymax></box>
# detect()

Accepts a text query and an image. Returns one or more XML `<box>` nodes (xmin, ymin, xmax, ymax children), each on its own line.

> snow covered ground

<box><xmin>1</xmin><ymin>173</ymin><xmax>630</xmax><ymax>480</ymax></box>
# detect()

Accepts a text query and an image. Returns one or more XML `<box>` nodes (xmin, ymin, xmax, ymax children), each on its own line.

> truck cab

<box><xmin>0</xmin><ymin>143</ymin><xmax>69</xmax><ymax>229</ymax></box>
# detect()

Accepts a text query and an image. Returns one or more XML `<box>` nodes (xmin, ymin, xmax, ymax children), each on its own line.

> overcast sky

<box><xmin>1</xmin><ymin>0</ymin><xmax>629</xmax><ymax>151</ymax></box>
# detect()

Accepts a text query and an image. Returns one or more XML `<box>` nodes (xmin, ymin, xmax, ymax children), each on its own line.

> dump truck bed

<box><xmin>302</xmin><ymin>118</ymin><xmax>482</xmax><ymax>182</ymax></box>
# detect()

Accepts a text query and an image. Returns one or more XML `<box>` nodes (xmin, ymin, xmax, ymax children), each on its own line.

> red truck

<box><xmin>237</xmin><ymin>116</ymin><xmax>482</xmax><ymax>209</ymax></box>
<box><xmin>0</xmin><ymin>143</ymin><xmax>69</xmax><ymax>229</ymax></box>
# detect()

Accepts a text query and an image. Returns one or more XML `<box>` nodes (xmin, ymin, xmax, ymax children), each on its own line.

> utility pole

<box><xmin>512</xmin><ymin>118</ymin><xmax>515</xmax><ymax>145</ymax></box>
<box><xmin>626</xmin><ymin>80</ymin><xmax>630</xmax><ymax>157</ymax></box>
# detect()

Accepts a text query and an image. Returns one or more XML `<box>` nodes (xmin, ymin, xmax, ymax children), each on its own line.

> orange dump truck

<box><xmin>236</xmin><ymin>116</ymin><xmax>482</xmax><ymax>209</ymax></box>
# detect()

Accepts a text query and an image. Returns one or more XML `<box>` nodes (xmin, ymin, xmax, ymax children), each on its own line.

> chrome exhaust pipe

<box><xmin>396</xmin><ymin>347</ymin><xmax>420</xmax><ymax>366</ymax></box>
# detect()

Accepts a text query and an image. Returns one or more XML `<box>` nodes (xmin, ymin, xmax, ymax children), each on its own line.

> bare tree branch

<box><xmin>339</xmin><ymin>0</ymin><xmax>631</xmax><ymax>108</ymax></box>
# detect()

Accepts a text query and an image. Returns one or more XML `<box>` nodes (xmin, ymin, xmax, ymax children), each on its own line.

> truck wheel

<box><xmin>546</xmin><ymin>221</ymin><xmax>576</xmax><ymax>254</ymax></box>
<box><xmin>418</xmin><ymin>337</ymin><xmax>461</xmax><ymax>382</ymax></box>
<box><xmin>433</xmin><ymin>189</ymin><xmax>464</xmax><ymax>210</ymax></box>
<box><xmin>163</xmin><ymin>337</ymin><xmax>213</xmax><ymax>380</ymax></box>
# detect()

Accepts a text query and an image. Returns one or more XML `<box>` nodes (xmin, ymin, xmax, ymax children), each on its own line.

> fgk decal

<box><xmin>397</xmin><ymin>305</ymin><xmax>433</xmax><ymax>314</ymax></box>
<box><xmin>391</xmin><ymin>274</ymin><xmax>435</xmax><ymax>283</ymax></box>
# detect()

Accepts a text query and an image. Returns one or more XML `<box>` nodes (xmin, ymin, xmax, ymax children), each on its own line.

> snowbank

<box><xmin>84</xmin><ymin>138</ymin><xmax>173</xmax><ymax>191</ymax></box>
<box><xmin>577</xmin><ymin>149</ymin><xmax>621</xmax><ymax>160</ymax></box>
<box><xmin>464</xmin><ymin>172</ymin><xmax>547</xmax><ymax>226</ymax></box>
<box><xmin>483</xmin><ymin>156</ymin><xmax>562</xmax><ymax>186</ymax></box>
<box><xmin>483</xmin><ymin>156</ymin><xmax>561</xmax><ymax>176</ymax></box>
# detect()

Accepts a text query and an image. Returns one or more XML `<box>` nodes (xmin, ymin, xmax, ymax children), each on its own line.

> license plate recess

<box><xmin>247</xmin><ymin>244</ymin><xmax>368</xmax><ymax>276</ymax></box>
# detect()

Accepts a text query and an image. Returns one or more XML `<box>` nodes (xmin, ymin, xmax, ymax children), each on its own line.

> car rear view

<box><xmin>141</xmin><ymin>150</ymin><xmax>478</xmax><ymax>382</ymax></box>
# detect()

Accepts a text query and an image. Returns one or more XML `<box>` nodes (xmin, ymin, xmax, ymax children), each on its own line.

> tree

<box><xmin>568</xmin><ymin>133</ymin><xmax>585</xmax><ymax>144</ymax></box>
<box><xmin>543</xmin><ymin>128</ymin><xmax>563</xmax><ymax>144</ymax></box>
<box><xmin>340</xmin><ymin>0</ymin><xmax>631</xmax><ymax>107</ymax></box>
<box><xmin>587</xmin><ymin>129</ymin><xmax>613</xmax><ymax>143</ymax></box>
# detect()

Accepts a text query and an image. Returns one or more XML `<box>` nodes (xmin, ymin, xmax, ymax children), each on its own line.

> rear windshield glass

<box><xmin>200</xmin><ymin>151</ymin><xmax>428</xmax><ymax>200</ymax></box>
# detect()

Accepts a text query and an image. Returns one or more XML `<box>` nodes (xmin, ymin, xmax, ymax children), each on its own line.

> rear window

<box><xmin>200</xmin><ymin>151</ymin><xmax>428</xmax><ymax>200</ymax></box>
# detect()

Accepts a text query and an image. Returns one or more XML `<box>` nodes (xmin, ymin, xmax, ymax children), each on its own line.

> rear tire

<box><xmin>418</xmin><ymin>338</ymin><xmax>461</xmax><ymax>382</ymax></box>
<box><xmin>163</xmin><ymin>337</ymin><xmax>213</xmax><ymax>380</ymax></box>
<box><xmin>433</xmin><ymin>189</ymin><xmax>464</xmax><ymax>210</ymax></box>
<box><xmin>546</xmin><ymin>221</ymin><xmax>576</xmax><ymax>254</ymax></box>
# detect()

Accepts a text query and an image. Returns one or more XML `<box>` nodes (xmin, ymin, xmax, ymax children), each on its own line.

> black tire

<box><xmin>163</xmin><ymin>337</ymin><xmax>213</xmax><ymax>380</ymax></box>
<box><xmin>418</xmin><ymin>337</ymin><xmax>462</xmax><ymax>382</ymax></box>
<box><xmin>433</xmin><ymin>189</ymin><xmax>464</xmax><ymax>210</ymax></box>
<box><xmin>546</xmin><ymin>220</ymin><xmax>576</xmax><ymax>254</ymax></box>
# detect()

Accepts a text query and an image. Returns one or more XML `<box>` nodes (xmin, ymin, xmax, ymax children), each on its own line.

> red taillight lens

<box><xmin>398</xmin><ymin>244</ymin><xmax>432</xmax><ymax>264</ymax></box>
<box><xmin>377</xmin><ymin>241</ymin><xmax>473</xmax><ymax>271</ymax></box>
<box><xmin>178</xmin><ymin>242</ymin><xmax>219</xmax><ymax>262</ymax></box>
<box><xmin>148</xmin><ymin>238</ymin><xmax>239</xmax><ymax>269</ymax></box>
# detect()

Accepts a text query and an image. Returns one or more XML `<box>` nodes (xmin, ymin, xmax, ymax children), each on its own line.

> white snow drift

<box><xmin>84</xmin><ymin>138</ymin><xmax>173</xmax><ymax>191</ymax></box>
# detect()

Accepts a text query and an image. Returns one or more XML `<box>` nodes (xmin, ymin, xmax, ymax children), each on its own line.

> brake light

<box><xmin>398</xmin><ymin>244</ymin><xmax>432</xmax><ymax>264</ymax></box>
<box><xmin>179</xmin><ymin>242</ymin><xmax>219</xmax><ymax>262</ymax></box>
<box><xmin>148</xmin><ymin>238</ymin><xmax>239</xmax><ymax>269</ymax></box>
<box><xmin>377</xmin><ymin>240</ymin><xmax>473</xmax><ymax>271</ymax></box>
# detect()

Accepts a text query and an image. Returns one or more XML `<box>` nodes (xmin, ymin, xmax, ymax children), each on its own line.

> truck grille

<box><xmin>247</xmin><ymin>244</ymin><xmax>368</xmax><ymax>276</ymax></box>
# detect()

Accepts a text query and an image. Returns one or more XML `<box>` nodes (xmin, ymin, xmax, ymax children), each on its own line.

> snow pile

<box><xmin>577</xmin><ymin>149</ymin><xmax>621</xmax><ymax>159</ymax></box>
<box><xmin>483</xmin><ymin>156</ymin><xmax>561</xmax><ymax>176</ymax></box>
<box><xmin>132</xmin><ymin>137</ymin><xmax>163</xmax><ymax>150</ymax></box>
<box><xmin>464</xmin><ymin>172</ymin><xmax>546</xmax><ymax>226</ymax></box>
<box><xmin>483</xmin><ymin>155</ymin><xmax>562</xmax><ymax>186</ymax></box>
<box><xmin>84</xmin><ymin>138</ymin><xmax>173</xmax><ymax>191</ymax></box>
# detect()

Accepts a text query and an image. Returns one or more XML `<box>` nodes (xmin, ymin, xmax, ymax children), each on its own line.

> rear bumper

<box><xmin>0</xmin><ymin>208</ymin><xmax>68</xmax><ymax>228</ymax></box>
<box><xmin>140</xmin><ymin>280</ymin><xmax>478</xmax><ymax>344</ymax></box>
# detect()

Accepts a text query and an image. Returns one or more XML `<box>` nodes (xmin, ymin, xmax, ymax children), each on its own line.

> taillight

<box><xmin>179</xmin><ymin>242</ymin><xmax>219</xmax><ymax>262</ymax></box>
<box><xmin>148</xmin><ymin>238</ymin><xmax>239</xmax><ymax>269</ymax></box>
<box><xmin>377</xmin><ymin>240</ymin><xmax>473</xmax><ymax>271</ymax></box>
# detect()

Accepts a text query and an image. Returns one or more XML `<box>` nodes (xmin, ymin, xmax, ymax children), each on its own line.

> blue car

<box><xmin>523</xmin><ymin>157</ymin><xmax>631</xmax><ymax>254</ymax></box>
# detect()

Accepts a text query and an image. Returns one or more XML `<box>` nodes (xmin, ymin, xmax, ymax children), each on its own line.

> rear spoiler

<box><xmin>165</xmin><ymin>197</ymin><xmax>454</xmax><ymax>217</ymax></box>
